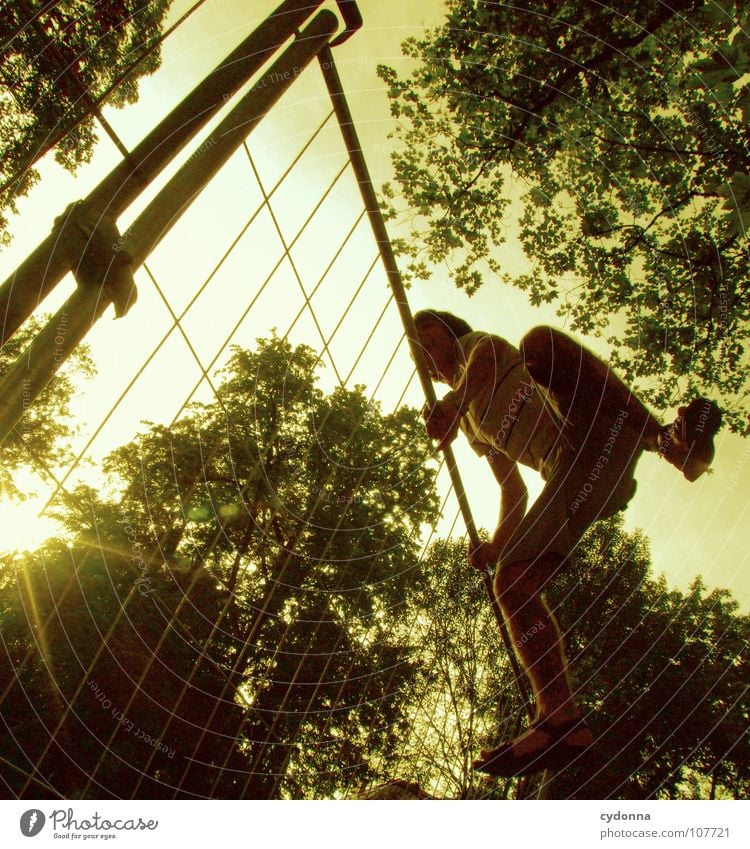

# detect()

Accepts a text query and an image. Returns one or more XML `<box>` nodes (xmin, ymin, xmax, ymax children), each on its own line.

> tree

<box><xmin>0</xmin><ymin>0</ymin><xmax>172</xmax><ymax>247</ymax></box>
<box><xmin>0</xmin><ymin>536</ymin><xmax>252</xmax><ymax>799</ymax></box>
<box><xmin>0</xmin><ymin>333</ymin><xmax>441</xmax><ymax>798</ymax></box>
<box><xmin>396</xmin><ymin>537</ymin><xmax>527</xmax><ymax>800</ymax></box>
<box><xmin>546</xmin><ymin>516</ymin><xmax>750</xmax><ymax>799</ymax></box>
<box><xmin>0</xmin><ymin>315</ymin><xmax>94</xmax><ymax>500</ymax></box>
<box><xmin>395</xmin><ymin>520</ymin><xmax>749</xmax><ymax>800</ymax></box>
<box><xmin>378</xmin><ymin>0</ymin><xmax>750</xmax><ymax>431</ymax></box>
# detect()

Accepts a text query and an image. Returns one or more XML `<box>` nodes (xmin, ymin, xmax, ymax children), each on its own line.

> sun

<box><xmin>0</xmin><ymin>496</ymin><xmax>62</xmax><ymax>554</ymax></box>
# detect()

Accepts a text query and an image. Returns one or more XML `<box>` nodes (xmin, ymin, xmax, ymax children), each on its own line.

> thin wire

<box><xmin>231</xmin><ymin>326</ymin><xmax>450</xmax><ymax>797</ymax></box>
<box><xmin>257</xmin><ymin>211</ymin><xmax>370</xmax><ymax>354</ymax></box>
<box><xmin>217</xmin><ymin>347</ymin><xmax>456</xmax><ymax>797</ymax></box>
<box><xmin>187</xmin><ymin>294</ymin><xmax>410</xmax><ymax>796</ymax></box>
<box><xmin>0</xmin><ymin>749</ymin><xmax>65</xmax><ymax>798</ymax></box>
<box><xmin>338</xmin><ymin>504</ymin><xmax>462</xmax><ymax>798</ymax></box>
<box><xmin>38</xmin><ymin>110</ymin><xmax>335</xmax><ymax>517</ymax></box>
<box><xmin>167</xmin><ymin>159</ymin><xmax>352</xmax><ymax>425</ymax></box>
<box><xmin>190</xmin><ymin>268</ymin><xmax>417</xmax><ymax>797</ymax></box>
<box><xmin>236</xmin><ymin>335</ymin><xmax>422</xmax><ymax>796</ymax></box>
<box><xmin>169</xmin><ymin>251</ymin><xmax>387</xmax><ymax>797</ymax></box>
<box><xmin>259</xmin><ymin>433</ymin><xmax>454</xmax><ymax>797</ymax></box>
<box><xmin>0</xmin><ymin>0</ymin><xmax>210</xmax><ymax>198</ymax></box>
<box><xmin>244</xmin><ymin>144</ymin><xmax>344</xmax><ymax>386</ymax></box>
<box><xmin>343</xmin><ymin>296</ymin><xmax>393</xmax><ymax>386</ymax></box>
<box><xmin>87</xmin><ymin>153</ymin><xmax>374</xmax><ymax>799</ymax></box>
<box><xmin>26</xmin><ymin>109</ymin><xmax>343</xmax><ymax>801</ymax></box>
<box><xmin>84</xmin><ymin>171</ymin><xmax>362</xmax><ymax>795</ymax></box>
<box><xmin>143</xmin><ymin>264</ymin><xmax>226</xmax><ymax>414</ymax></box>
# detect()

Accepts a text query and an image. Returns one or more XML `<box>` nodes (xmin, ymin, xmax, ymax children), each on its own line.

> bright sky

<box><xmin>1</xmin><ymin>0</ymin><xmax>748</xmax><ymax>612</ymax></box>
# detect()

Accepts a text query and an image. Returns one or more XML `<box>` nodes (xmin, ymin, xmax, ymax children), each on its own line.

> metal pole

<box><xmin>0</xmin><ymin>12</ymin><xmax>339</xmax><ymax>446</ymax></box>
<box><xmin>0</xmin><ymin>289</ymin><xmax>109</xmax><ymax>448</ymax></box>
<box><xmin>317</xmin><ymin>46</ymin><xmax>535</xmax><ymax>720</ymax></box>
<box><xmin>0</xmin><ymin>0</ymin><xmax>331</xmax><ymax>348</ymax></box>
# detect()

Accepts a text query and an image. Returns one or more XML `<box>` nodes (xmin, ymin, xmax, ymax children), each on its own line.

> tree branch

<box><xmin>585</xmin><ymin>131</ymin><xmax>706</xmax><ymax>158</ymax></box>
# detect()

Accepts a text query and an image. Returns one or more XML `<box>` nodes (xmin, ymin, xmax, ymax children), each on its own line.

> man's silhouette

<box><xmin>415</xmin><ymin>309</ymin><xmax>721</xmax><ymax>776</ymax></box>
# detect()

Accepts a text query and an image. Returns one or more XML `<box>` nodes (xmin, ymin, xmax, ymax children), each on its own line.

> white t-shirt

<box><xmin>455</xmin><ymin>331</ymin><xmax>564</xmax><ymax>472</ymax></box>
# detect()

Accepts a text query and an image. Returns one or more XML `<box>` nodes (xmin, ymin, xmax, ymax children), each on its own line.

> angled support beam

<box><xmin>0</xmin><ymin>11</ymin><xmax>340</xmax><ymax>446</ymax></box>
<box><xmin>0</xmin><ymin>0</ymin><xmax>336</xmax><ymax>348</ymax></box>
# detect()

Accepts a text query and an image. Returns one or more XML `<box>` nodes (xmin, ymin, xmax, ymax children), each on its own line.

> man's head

<box><xmin>413</xmin><ymin>310</ymin><xmax>473</xmax><ymax>384</ymax></box>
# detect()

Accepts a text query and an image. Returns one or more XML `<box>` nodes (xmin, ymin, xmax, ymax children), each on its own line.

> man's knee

<box><xmin>494</xmin><ymin>559</ymin><xmax>533</xmax><ymax>611</ymax></box>
<box><xmin>520</xmin><ymin>326</ymin><xmax>576</xmax><ymax>395</ymax></box>
<box><xmin>519</xmin><ymin>326</ymin><xmax>554</xmax><ymax>372</ymax></box>
<box><xmin>522</xmin><ymin>326</ymin><xmax>609</xmax><ymax>416</ymax></box>
<box><xmin>494</xmin><ymin>553</ymin><xmax>564</xmax><ymax>610</ymax></box>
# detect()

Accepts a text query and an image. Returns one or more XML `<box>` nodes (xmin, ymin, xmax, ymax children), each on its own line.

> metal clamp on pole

<box><xmin>330</xmin><ymin>1</ymin><xmax>363</xmax><ymax>47</ymax></box>
<box><xmin>55</xmin><ymin>201</ymin><xmax>137</xmax><ymax>318</ymax></box>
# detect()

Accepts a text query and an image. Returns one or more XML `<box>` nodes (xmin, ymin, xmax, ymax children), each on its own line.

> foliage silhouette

<box><xmin>0</xmin><ymin>334</ymin><xmax>439</xmax><ymax>798</ymax></box>
<box><xmin>0</xmin><ymin>0</ymin><xmax>172</xmax><ymax>247</ymax></box>
<box><xmin>378</xmin><ymin>0</ymin><xmax>750</xmax><ymax>431</ymax></box>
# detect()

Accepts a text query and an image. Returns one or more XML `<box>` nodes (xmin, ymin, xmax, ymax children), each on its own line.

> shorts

<box><xmin>498</xmin><ymin>407</ymin><xmax>643</xmax><ymax>568</ymax></box>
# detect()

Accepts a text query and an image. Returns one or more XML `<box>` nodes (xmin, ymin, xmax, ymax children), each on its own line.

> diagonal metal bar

<box><xmin>318</xmin><ymin>47</ymin><xmax>535</xmax><ymax>723</ymax></box>
<box><xmin>0</xmin><ymin>12</ymin><xmax>340</xmax><ymax>448</ymax></box>
<box><xmin>0</xmin><ymin>9</ymin><xmax>338</xmax><ymax>450</ymax></box>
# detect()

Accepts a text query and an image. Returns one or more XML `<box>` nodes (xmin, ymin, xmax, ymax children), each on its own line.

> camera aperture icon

<box><xmin>20</xmin><ymin>809</ymin><xmax>46</xmax><ymax>837</ymax></box>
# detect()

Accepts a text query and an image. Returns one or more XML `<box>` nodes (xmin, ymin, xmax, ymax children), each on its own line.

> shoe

<box><xmin>472</xmin><ymin>715</ymin><xmax>593</xmax><ymax>778</ymax></box>
<box><xmin>658</xmin><ymin>398</ymin><xmax>722</xmax><ymax>482</ymax></box>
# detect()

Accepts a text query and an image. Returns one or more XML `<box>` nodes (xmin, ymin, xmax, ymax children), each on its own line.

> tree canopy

<box><xmin>545</xmin><ymin>516</ymin><xmax>750</xmax><ymax>799</ymax></box>
<box><xmin>378</xmin><ymin>0</ymin><xmax>750</xmax><ymax>431</ymax></box>
<box><xmin>399</xmin><ymin>518</ymin><xmax>749</xmax><ymax>800</ymax></box>
<box><xmin>0</xmin><ymin>333</ymin><xmax>440</xmax><ymax>798</ymax></box>
<box><xmin>0</xmin><ymin>315</ymin><xmax>94</xmax><ymax>500</ymax></box>
<box><xmin>0</xmin><ymin>0</ymin><xmax>172</xmax><ymax>247</ymax></box>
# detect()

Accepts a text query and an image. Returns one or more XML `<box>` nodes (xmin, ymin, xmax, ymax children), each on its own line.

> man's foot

<box><xmin>658</xmin><ymin>398</ymin><xmax>722</xmax><ymax>482</ymax></box>
<box><xmin>472</xmin><ymin>715</ymin><xmax>593</xmax><ymax>778</ymax></box>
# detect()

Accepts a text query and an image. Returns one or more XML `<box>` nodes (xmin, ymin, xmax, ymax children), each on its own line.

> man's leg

<box><xmin>497</xmin><ymin>556</ymin><xmax>577</xmax><ymax>720</ymax></box>
<box><xmin>520</xmin><ymin>325</ymin><xmax>661</xmax><ymax>449</ymax></box>
<box><xmin>478</xmin><ymin>554</ymin><xmax>592</xmax><ymax>763</ymax></box>
<box><xmin>520</xmin><ymin>326</ymin><xmax>721</xmax><ymax>480</ymax></box>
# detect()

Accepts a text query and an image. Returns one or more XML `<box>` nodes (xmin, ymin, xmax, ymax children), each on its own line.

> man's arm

<box><xmin>469</xmin><ymin>450</ymin><xmax>528</xmax><ymax>571</ymax></box>
<box><xmin>424</xmin><ymin>334</ymin><xmax>510</xmax><ymax>450</ymax></box>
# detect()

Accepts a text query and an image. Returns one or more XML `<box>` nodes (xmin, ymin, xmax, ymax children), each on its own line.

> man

<box><xmin>414</xmin><ymin>309</ymin><xmax>721</xmax><ymax>777</ymax></box>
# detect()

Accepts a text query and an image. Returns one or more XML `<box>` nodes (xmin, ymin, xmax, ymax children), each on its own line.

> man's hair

<box><xmin>413</xmin><ymin>310</ymin><xmax>473</xmax><ymax>340</ymax></box>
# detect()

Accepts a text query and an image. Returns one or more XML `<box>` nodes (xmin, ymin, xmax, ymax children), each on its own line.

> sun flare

<box><xmin>0</xmin><ymin>497</ymin><xmax>62</xmax><ymax>554</ymax></box>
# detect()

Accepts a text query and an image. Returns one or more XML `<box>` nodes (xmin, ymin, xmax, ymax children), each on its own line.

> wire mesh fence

<box><xmin>0</xmin><ymin>4</ymin><xmax>526</xmax><ymax>800</ymax></box>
